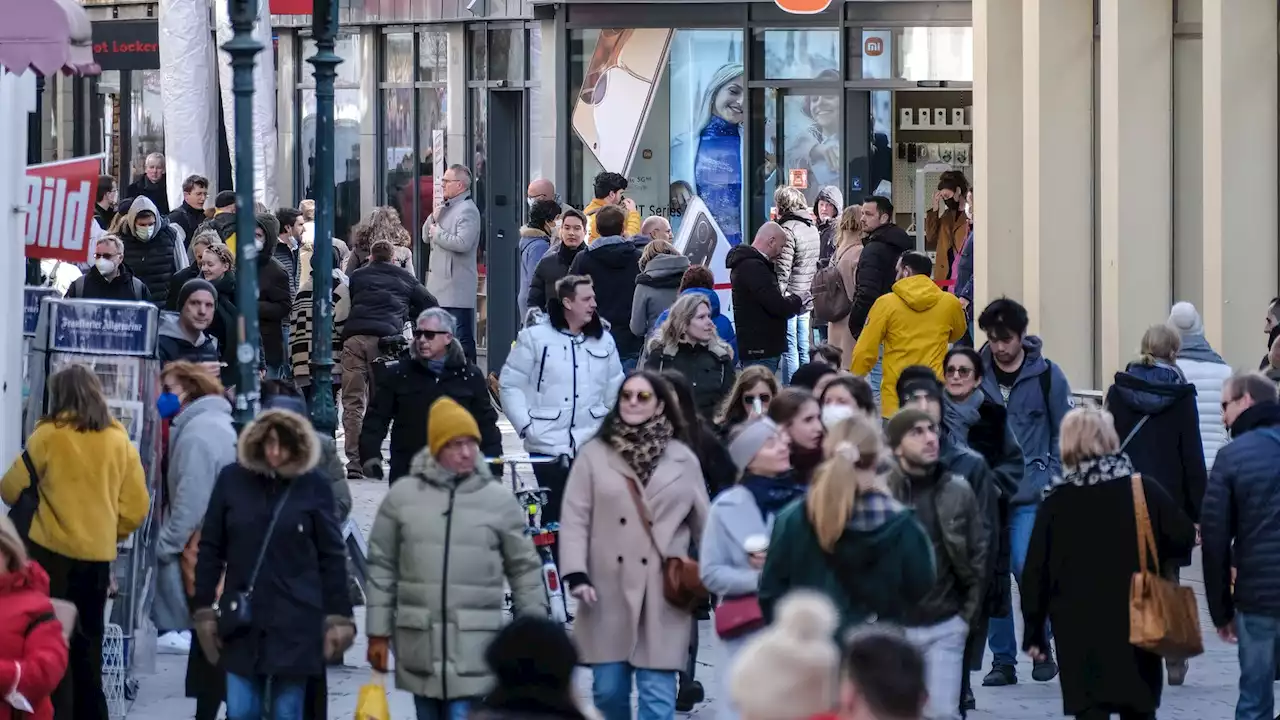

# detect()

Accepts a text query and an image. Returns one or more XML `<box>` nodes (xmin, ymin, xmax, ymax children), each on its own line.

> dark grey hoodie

<box><xmin>815</xmin><ymin>185</ymin><xmax>844</xmax><ymax>265</ymax></box>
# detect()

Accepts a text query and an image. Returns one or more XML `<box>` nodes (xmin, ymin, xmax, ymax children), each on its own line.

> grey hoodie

<box><xmin>815</xmin><ymin>185</ymin><xmax>844</xmax><ymax>265</ymax></box>
<box><xmin>630</xmin><ymin>253</ymin><xmax>691</xmax><ymax>338</ymax></box>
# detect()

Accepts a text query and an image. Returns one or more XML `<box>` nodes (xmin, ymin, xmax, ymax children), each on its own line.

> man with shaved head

<box><xmin>526</xmin><ymin>178</ymin><xmax>558</xmax><ymax>207</ymax></box>
<box><xmin>639</xmin><ymin>215</ymin><xmax>672</xmax><ymax>243</ymax></box>
<box><xmin>726</xmin><ymin>222</ymin><xmax>810</xmax><ymax>373</ymax></box>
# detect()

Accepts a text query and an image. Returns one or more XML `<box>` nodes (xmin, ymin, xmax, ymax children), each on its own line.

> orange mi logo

<box><xmin>773</xmin><ymin>0</ymin><xmax>833</xmax><ymax>14</ymax></box>
<box><xmin>864</xmin><ymin>37</ymin><xmax>884</xmax><ymax>56</ymax></box>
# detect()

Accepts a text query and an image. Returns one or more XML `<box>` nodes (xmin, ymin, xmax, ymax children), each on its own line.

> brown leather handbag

<box><xmin>1128</xmin><ymin>475</ymin><xmax>1203</xmax><ymax>658</ymax></box>
<box><xmin>624</xmin><ymin>475</ymin><xmax>708</xmax><ymax>612</ymax></box>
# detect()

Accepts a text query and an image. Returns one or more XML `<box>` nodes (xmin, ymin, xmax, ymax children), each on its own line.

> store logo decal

<box><xmin>865</xmin><ymin>37</ymin><xmax>885</xmax><ymax>57</ymax></box>
<box><xmin>774</xmin><ymin>0</ymin><xmax>832</xmax><ymax>14</ymax></box>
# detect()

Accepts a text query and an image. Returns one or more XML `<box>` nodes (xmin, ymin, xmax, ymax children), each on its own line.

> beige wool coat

<box><xmin>559</xmin><ymin>437</ymin><xmax>710</xmax><ymax>671</ymax></box>
<box><xmin>827</xmin><ymin>241</ymin><xmax>863</xmax><ymax>369</ymax></box>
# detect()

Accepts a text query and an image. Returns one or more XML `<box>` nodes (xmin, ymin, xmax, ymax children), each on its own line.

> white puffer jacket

<box><xmin>1175</xmin><ymin>355</ymin><xmax>1232</xmax><ymax>470</ymax></box>
<box><xmin>499</xmin><ymin>314</ymin><xmax>625</xmax><ymax>458</ymax></box>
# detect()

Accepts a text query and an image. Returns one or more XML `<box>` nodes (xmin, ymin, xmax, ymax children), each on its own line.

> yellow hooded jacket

<box><xmin>851</xmin><ymin>274</ymin><xmax>968</xmax><ymax>416</ymax></box>
<box><xmin>584</xmin><ymin>198</ymin><xmax>642</xmax><ymax>243</ymax></box>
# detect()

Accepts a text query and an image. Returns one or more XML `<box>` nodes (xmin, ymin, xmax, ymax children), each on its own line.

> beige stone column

<box><xmin>1099</xmin><ymin>0</ymin><xmax>1172</xmax><ymax>383</ymax></box>
<box><xmin>1203</xmin><ymin>0</ymin><xmax>1278</xmax><ymax>366</ymax></box>
<box><xmin>1023</xmin><ymin>0</ymin><xmax>1095</xmax><ymax>388</ymax></box>
<box><xmin>972</xmin><ymin>0</ymin><xmax>1022</xmax><ymax>316</ymax></box>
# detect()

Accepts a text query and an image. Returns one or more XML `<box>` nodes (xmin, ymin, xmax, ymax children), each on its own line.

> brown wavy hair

<box><xmin>43</xmin><ymin>364</ymin><xmax>113</xmax><ymax>432</ymax></box>
<box><xmin>717</xmin><ymin>366</ymin><xmax>779</xmax><ymax>429</ymax></box>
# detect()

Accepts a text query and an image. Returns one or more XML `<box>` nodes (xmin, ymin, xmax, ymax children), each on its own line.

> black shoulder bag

<box><xmin>217</xmin><ymin>483</ymin><xmax>295</xmax><ymax>639</ymax></box>
<box><xmin>8</xmin><ymin>450</ymin><xmax>40</xmax><ymax>540</ymax></box>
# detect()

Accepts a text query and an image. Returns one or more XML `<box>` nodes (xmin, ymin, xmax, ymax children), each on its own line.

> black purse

<box><xmin>216</xmin><ymin>483</ymin><xmax>294</xmax><ymax>640</ymax></box>
<box><xmin>7</xmin><ymin>450</ymin><xmax>40</xmax><ymax>539</ymax></box>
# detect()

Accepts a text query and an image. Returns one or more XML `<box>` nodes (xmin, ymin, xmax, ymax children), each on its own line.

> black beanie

<box><xmin>177</xmin><ymin>278</ymin><xmax>217</xmax><ymax>309</ymax></box>
<box><xmin>484</xmin><ymin>615</ymin><xmax>579</xmax><ymax>691</ymax></box>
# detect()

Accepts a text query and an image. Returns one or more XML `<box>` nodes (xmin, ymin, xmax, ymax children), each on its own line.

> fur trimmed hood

<box><xmin>237</xmin><ymin>409</ymin><xmax>321</xmax><ymax>479</ymax></box>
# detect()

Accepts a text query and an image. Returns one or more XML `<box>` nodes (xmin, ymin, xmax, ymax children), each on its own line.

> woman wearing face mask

<box><xmin>717</xmin><ymin>366</ymin><xmax>779</xmax><ymax>440</ymax></box>
<box><xmin>817</xmin><ymin>375</ymin><xmax>878</xmax><ymax>429</ymax></box>
<box><xmin>767</xmin><ymin>389</ymin><xmax>825</xmax><ymax>484</ymax></box>
<box><xmin>699</xmin><ymin>417</ymin><xmax>804</xmax><ymax>720</ymax></box>
<box><xmin>645</xmin><ymin>293</ymin><xmax>736</xmax><ymax>421</ymax></box>
<box><xmin>0</xmin><ymin>365</ymin><xmax>149</xmax><ymax>720</ymax></box>
<box><xmin>926</xmin><ymin>170</ymin><xmax>971</xmax><ymax>283</ymax></box>
<box><xmin>758</xmin><ymin>414</ymin><xmax>935</xmax><ymax>634</ymax></box>
<box><xmin>199</xmin><ymin>242</ymin><xmax>240</xmax><ymax>387</ymax></box>
<box><xmin>152</xmin><ymin>362</ymin><xmax>238</xmax><ymax>720</ymax></box>
<box><xmin>558</xmin><ymin>372</ymin><xmax>710</xmax><ymax>720</ymax></box>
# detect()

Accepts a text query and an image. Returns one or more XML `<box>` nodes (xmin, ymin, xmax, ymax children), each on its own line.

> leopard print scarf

<box><xmin>607</xmin><ymin>414</ymin><xmax>673</xmax><ymax>486</ymax></box>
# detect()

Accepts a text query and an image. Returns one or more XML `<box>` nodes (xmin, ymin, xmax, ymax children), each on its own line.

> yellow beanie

<box><xmin>428</xmin><ymin>396</ymin><xmax>481</xmax><ymax>456</ymax></box>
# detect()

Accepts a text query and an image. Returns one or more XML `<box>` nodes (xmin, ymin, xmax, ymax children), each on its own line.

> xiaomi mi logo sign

<box><xmin>865</xmin><ymin>37</ymin><xmax>885</xmax><ymax>56</ymax></box>
<box><xmin>774</xmin><ymin>0</ymin><xmax>833</xmax><ymax>14</ymax></box>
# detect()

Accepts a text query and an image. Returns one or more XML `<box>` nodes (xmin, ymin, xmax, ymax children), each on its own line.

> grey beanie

<box><xmin>1168</xmin><ymin>301</ymin><xmax>1203</xmax><ymax>336</ymax></box>
<box><xmin>728</xmin><ymin>418</ymin><xmax>780</xmax><ymax>474</ymax></box>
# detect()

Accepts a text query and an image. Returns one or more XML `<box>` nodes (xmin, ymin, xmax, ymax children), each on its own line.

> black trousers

<box><xmin>29</xmin><ymin>542</ymin><xmax>111</xmax><ymax>720</ymax></box>
<box><xmin>1075</xmin><ymin>709</ymin><xmax>1154</xmax><ymax>720</ymax></box>
<box><xmin>532</xmin><ymin>456</ymin><xmax>572</xmax><ymax>566</ymax></box>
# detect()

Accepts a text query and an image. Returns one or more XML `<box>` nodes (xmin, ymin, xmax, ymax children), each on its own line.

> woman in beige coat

<box><xmin>825</xmin><ymin>207</ymin><xmax>864</xmax><ymax>369</ymax></box>
<box><xmin>559</xmin><ymin>370</ymin><xmax>710</xmax><ymax>720</ymax></box>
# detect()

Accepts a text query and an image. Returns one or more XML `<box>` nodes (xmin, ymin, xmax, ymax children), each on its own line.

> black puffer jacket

<box><xmin>256</xmin><ymin>214</ymin><xmax>294</xmax><ymax>367</ymax></box>
<box><xmin>126</xmin><ymin>175</ymin><xmax>170</xmax><ymax>216</ymax></box>
<box><xmin>343</xmin><ymin>261</ymin><xmax>436</xmax><ymax>341</ymax></box>
<box><xmin>525</xmin><ymin>243</ymin><xmax>584</xmax><ymax>321</ymax></box>
<box><xmin>847</xmin><ymin>223</ymin><xmax>913</xmax><ymax>337</ymax></box>
<box><xmin>169</xmin><ymin>203</ymin><xmax>206</xmax><ymax>242</ymax></box>
<box><xmin>569</xmin><ymin>235</ymin><xmax>643</xmax><ymax>358</ymax></box>
<box><xmin>358</xmin><ymin>340</ymin><xmax>502</xmax><ymax>482</ymax></box>
<box><xmin>1105</xmin><ymin>363</ymin><xmax>1207</xmax><ymax>535</ymax></box>
<box><xmin>643</xmin><ymin>341</ymin><xmax>735</xmax><ymax>421</ymax></box>
<box><xmin>1202</xmin><ymin>401</ymin><xmax>1280</xmax><ymax>628</ymax></box>
<box><xmin>119</xmin><ymin>195</ymin><xmax>187</xmax><ymax>308</ymax></box>
<box><xmin>726</xmin><ymin>245</ymin><xmax>803</xmax><ymax>361</ymax></box>
<box><xmin>65</xmin><ymin>264</ymin><xmax>150</xmax><ymax>302</ymax></box>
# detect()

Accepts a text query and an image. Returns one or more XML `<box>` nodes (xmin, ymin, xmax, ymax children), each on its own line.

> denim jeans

<box><xmin>987</xmin><ymin>504</ymin><xmax>1052</xmax><ymax>667</ymax></box>
<box><xmin>621</xmin><ymin>354</ymin><xmax>639</xmax><ymax>373</ymax></box>
<box><xmin>1235</xmin><ymin>612</ymin><xmax>1280</xmax><ymax>720</ymax></box>
<box><xmin>781</xmin><ymin>314</ymin><xmax>811</xmax><ymax>383</ymax></box>
<box><xmin>445</xmin><ymin>307</ymin><xmax>477</xmax><ymax>364</ymax></box>
<box><xmin>413</xmin><ymin>697</ymin><xmax>472</xmax><ymax>720</ymax></box>
<box><xmin>225</xmin><ymin>673</ymin><xmax>306</xmax><ymax>720</ymax></box>
<box><xmin>746</xmin><ymin>355</ymin><xmax>782</xmax><ymax>375</ymax></box>
<box><xmin>593</xmin><ymin>662</ymin><xmax>677</xmax><ymax>720</ymax></box>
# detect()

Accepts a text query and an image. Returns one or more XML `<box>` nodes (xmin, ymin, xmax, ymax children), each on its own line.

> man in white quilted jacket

<box><xmin>1169</xmin><ymin>302</ymin><xmax>1232</xmax><ymax>470</ymax></box>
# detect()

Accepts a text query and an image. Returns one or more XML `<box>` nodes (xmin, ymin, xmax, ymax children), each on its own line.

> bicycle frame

<box><xmin>490</xmin><ymin>455</ymin><xmax>570</xmax><ymax>624</ymax></box>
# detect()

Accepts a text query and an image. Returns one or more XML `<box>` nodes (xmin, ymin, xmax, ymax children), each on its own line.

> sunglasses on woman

<box><xmin>621</xmin><ymin>390</ymin><xmax>654</xmax><ymax>403</ymax></box>
<box><xmin>743</xmin><ymin>393</ymin><xmax>772</xmax><ymax>405</ymax></box>
<box><xmin>944</xmin><ymin>366</ymin><xmax>974</xmax><ymax>378</ymax></box>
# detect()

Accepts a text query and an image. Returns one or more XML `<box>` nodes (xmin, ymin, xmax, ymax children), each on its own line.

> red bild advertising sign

<box><xmin>25</xmin><ymin>157</ymin><xmax>103</xmax><ymax>265</ymax></box>
<box><xmin>270</xmin><ymin>0</ymin><xmax>313</xmax><ymax>13</ymax></box>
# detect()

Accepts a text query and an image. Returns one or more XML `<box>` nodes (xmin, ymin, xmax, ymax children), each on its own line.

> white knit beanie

<box><xmin>728</xmin><ymin>591</ymin><xmax>840</xmax><ymax>720</ymax></box>
<box><xmin>1168</xmin><ymin>301</ymin><xmax>1204</xmax><ymax>336</ymax></box>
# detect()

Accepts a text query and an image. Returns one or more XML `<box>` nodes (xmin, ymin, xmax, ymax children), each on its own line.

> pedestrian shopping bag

<box><xmin>1128</xmin><ymin>475</ymin><xmax>1203</xmax><ymax>658</ymax></box>
<box><xmin>354</xmin><ymin>672</ymin><xmax>390</xmax><ymax>720</ymax></box>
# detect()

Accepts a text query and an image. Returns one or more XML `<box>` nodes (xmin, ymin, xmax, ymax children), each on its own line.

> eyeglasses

<box><xmin>743</xmin><ymin>393</ymin><xmax>772</xmax><ymax>405</ymax></box>
<box><xmin>413</xmin><ymin>329</ymin><xmax>449</xmax><ymax>340</ymax></box>
<box><xmin>621</xmin><ymin>390</ymin><xmax>654</xmax><ymax>403</ymax></box>
<box><xmin>944</xmin><ymin>366</ymin><xmax>974</xmax><ymax>378</ymax></box>
<box><xmin>93</xmin><ymin>253</ymin><xmax>117</xmax><ymax>260</ymax></box>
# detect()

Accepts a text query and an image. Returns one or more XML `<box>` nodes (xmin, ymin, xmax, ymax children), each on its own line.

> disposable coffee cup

<box><xmin>743</xmin><ymin>534</ymin><xmax>769</xmax><ymax>554</ymax></box>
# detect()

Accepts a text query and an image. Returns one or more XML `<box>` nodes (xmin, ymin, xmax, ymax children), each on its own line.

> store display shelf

<box><xmin>900</xmin><ymin>123</ymin><xmax>972</xmax><ymax>131</ymax></box>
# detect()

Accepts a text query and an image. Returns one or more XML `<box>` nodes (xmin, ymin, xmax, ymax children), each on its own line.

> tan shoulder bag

<box><xmin>1128</xmin><ymin>474</ymin><xmax>1203</xmax><ymax>658</ymax></box>
<box><xmin>623</xmin><ymin>476</ymin><xmax>708</xmax><ymax>612</ymax></box>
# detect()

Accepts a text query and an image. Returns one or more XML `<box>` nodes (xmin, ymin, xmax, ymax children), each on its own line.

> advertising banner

<box><xmin>572</xmin><ymin>29</ymin><xmax>674</xmax><ymax>175</ymax></box>
<box><xmin>24</xmin><ymin>156</ymin><xmax>105</xmax><ymax>265</ymax></box>
<box><xmin>24</xmin><ymin>288</ymin><xmax>59</xmax><ymax>337</ymax></box>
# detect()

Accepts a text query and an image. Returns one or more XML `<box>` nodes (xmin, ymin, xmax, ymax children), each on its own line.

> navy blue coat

<box><xmin>193</xmin><ymin>427</ymin><xmax>351</xmax><ymax>679</ymax></box>
<box><xmin>1202</xmin><ymin>401</ymin><xmax>1280</xmax><ymax>629</ymax></box>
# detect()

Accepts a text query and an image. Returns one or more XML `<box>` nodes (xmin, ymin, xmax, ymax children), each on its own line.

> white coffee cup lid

<box><xmin>743</xmin><ymin>534</ymin><xmax>769</xmax><ymax>554</ymax></box>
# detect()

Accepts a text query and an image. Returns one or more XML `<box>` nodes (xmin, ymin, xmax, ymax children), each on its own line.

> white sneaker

<box><xmin>157</xmin><ymin>630</ymin><xmax>191</xmax><ymax>655</ymax></box>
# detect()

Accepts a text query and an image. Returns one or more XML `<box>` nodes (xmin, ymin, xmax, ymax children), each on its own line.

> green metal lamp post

<box><xmin>307</xmin><ymin>0</ymin><xmax>341</xmax><ymax>437</ymax></box>
<box><xmin>225</xmin><ymin>0</ymin><xmax>263</xmax><ymax>427</ymax></box>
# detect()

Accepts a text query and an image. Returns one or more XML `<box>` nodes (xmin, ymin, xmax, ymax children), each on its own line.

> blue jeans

<box><xmin>414</xmin><ymin>697</ymin><xmax>472</xmax><ymax>720</ymax></box>
<box><xmin>781</xmin><ymin>314</ymin><xmax>811</xmax><ymax>383</ymax></box>
<box><xmin>593</xmin><ymin>662</ymin><xmax>677</xmax><ymax>720</ymax></box>
<box><xmin>225</xmin><ymin>673</ymin><xmax>306</xmax><ymax>720</ymax></box>
<box><xmin>987</xmin><ymin>504</ymin><xmax>1052</xmax><ymax>667</ymax></box>
<box><xmin>868</xmin><ymin>349</ymin><xmax>883</xmax><ymax>411</ymax></box>
<box><xmin>445</xmin><ymin>307</ymin><xmax>477</xmax><ymax>364</ymax></box>
<box><xmin>621</xmin><ymin>354</ymin><xmax>639</xmax><ymax>373</ymax></box>
<box><xmin>746</xmin><ymin>355</ymin><xmax>781</xmax><ymax>375</ymax></box>
<box><xmin>1236</xmin><ymin>612</ymin><xmax>1280</xmax><ymax>720</ymax></box>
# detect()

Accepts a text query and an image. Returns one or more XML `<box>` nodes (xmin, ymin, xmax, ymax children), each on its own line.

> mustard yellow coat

<box><xmin>851</xmin><ymin>274</ymin><xmax>968</xmax><ymax>416</ymax></box>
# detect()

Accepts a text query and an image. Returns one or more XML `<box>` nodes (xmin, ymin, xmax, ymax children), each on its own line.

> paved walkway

<box><xmin>124</xmin><ymin>419</ymin><xmax>1270</xmax><ymax>719</ymax></box>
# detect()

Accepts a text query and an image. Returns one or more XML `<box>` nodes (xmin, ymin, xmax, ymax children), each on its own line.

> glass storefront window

<box><xmin>418</xmin><ymin>85</ymin><xmax>447</xmax><ymax>222</ymax></box>
<box><xmin>385</xmin><ymin>32</ymin><xmax>414</xmax><ymax>83</ymax></box>
<box><xmin>419</xmin><ymin>29</ymin><xmax>447</xmax><ymax>82</ymax></box>
<box><xmin>754</xmin><ymin>28</ymin><xmax>840</xmax><ymax>81</ymax></box>
<box><xmin>129</xmin><ymin>70</ymin><xmax>164</xmax><ymax>183</ymax></box>
<box><xmin>382</xmin><ymin>88</ymin><xmax>415</xmax><ymax>217</ymax></box>
<box><xmin>299</xmin><ymin>31</ymin><xmax>364</xmax><ymax>242</ymax></box>
<box><xmin>488</xmin><ymin>28</ymin><xmax>525</xmax><ymax>82</ymax></box>
<box><xmin>469</xmin><ymin>28</ymin><xmax>487</xmax><ymax>81</ymax></box>
<box><xmin>470</xmin><ymin>88</ymin><xmax>488</xmax><ymax>220</ymax></box>
<box><xmin>900</xmin><ymin>27</ymin><xmax>973</xmax><ymax>81</ymax></box>
<box><xmin>750</xmin><ymin>88</ymin><xmax>841</xmax><ymax>220</ymax></box>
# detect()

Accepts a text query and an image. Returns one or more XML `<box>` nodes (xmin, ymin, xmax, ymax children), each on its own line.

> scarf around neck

<box><xmin>1043</xmin><ymin>453</ymin><xmax>1135</xmax><ymax>498</ymax></box>
<box><xmin>740</xmin><ymin>471</ymin><xmax>806</xmax><ymax>521</ymax></box>
<box><xmin>942</xmin><ymin>392</ymin><xmax>983</xmax><ymax>448</ymax></box>
<box><xmin>608</xmin><ymin>414</ymin><xmax>673</xmax><ymax>486</ymax></box>
<box><xmin>1177</xmin><ymin>333</ymin><xmax>1226</xmax><ymax>365</ymax></box>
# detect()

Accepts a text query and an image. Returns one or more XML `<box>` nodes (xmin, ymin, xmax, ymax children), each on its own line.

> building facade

<box><xmin>43</xmin><ymin>0</ymin><xmax>1280</xmax><ymax>388</ymax></box>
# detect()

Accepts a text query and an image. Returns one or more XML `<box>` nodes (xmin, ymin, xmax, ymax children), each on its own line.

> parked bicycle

<box><xmin>489</xmin><ymin>454</ymin><xmax>570</xmax><ymax>624</ymax></box>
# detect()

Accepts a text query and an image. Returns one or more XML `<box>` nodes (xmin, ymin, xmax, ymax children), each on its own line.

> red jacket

<box><xmin>0</xmin><ymin>562</ymin><xmax>68</xmax><ymax>720</ymax></box>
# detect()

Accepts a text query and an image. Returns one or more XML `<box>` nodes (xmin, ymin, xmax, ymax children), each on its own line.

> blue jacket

<box><xmin>1201</xmin><ymin>401</ymin><xmax>1280</xmax><ymax>628</ymax></box>
<box><xmin>653</xmin><ymin>287</ymin><xmax>738</xmax><ymax>360</ymax></box>
<box><xmin>955</xmin><ymin>230</ymin><xmax>974</xmax><ymax>303</ymax></box>
<box><xmin>517</xmin><ymin>227</ymin><xmax>552</xmax><ymax>320</ymax></box>
<box><xmin>979</xmin><ymin>336</ymin><xmax>1072</xmax><ymax>505</ymax></box>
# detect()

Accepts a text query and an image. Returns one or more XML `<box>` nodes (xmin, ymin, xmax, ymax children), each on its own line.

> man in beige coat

<box><xmin>364</xmin><ymin>397</ymin><xmax>547</xmax><ymax>720</ymax></box>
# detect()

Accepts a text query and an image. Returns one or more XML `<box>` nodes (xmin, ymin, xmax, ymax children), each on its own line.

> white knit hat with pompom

<box><xmin>728</xmin><ymin>591</ymin><xmax>840</xmax><ymax>720</ymax></box>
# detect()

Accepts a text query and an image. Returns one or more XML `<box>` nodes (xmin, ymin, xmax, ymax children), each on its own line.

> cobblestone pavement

<box><xmin>126</xmin><ymin>418</ymin><xmax>1271</xmax><ymax>719</ymax></box>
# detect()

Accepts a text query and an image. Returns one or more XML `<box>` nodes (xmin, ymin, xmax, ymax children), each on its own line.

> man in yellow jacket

<box><xmin>584</xmin><ymin>170</ymin><xmax>641</xmax><ymax>242</ymax></box>
<box><xmin>852</xmin><ymin>250</ymin><xmax>967</xmax><ymax>416</ymax></box>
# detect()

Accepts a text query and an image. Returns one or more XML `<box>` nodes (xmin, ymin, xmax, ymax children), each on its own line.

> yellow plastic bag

<box><xmin>354</xmin><ymin>672</ymin><xmax>390</xmax><ymax>720</ymax></box>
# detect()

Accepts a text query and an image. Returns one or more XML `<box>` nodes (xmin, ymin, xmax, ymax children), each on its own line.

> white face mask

<box><xmin>95</xmin><ymin>258</ymin><xmax>116</xmax><ymax>276</ymax></box>
<box><xmin>136</xmin><ymin>225</ymin><xmax>153</xmax><ymax>240</ymax></box>
<box><xmin>821</xmin><ymin>404</ymin><xmax>856</xmax><ymax>430</ymax></box>
<box><xmin>255</xmin><ymin>238</ymin><xmax>265</xmax><ymax>251</ymax></box>
<box><xmin>526</xmin><ymin>197</ymin><xmax>536</xmax><ymax>209</ymax></box>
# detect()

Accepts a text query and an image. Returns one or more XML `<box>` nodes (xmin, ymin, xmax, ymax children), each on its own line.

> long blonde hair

<box><xmin>807</xmin><ymin>414</ymin><xmax>885</xmax><ymax>552</ymax></box>
<box><xmin>652</xmin><ymin>293</ymin><xmax>730</xmax><ymax>357</ymax></box>
<box><xmin>1138</xmin><ymin>324</ymin><xmax>1180</xmax><ymax>366</ymax></box>
<box><xmin>835</xmin><ymin>205</ymin><xmax>864</xmax><ymax>252</ymax></box>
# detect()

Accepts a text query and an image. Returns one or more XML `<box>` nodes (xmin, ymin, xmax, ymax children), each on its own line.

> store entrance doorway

<box><xmin>482</xmin><ymin>89</ymin><xmax>526</xmax><ymax>373</ymax></box>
